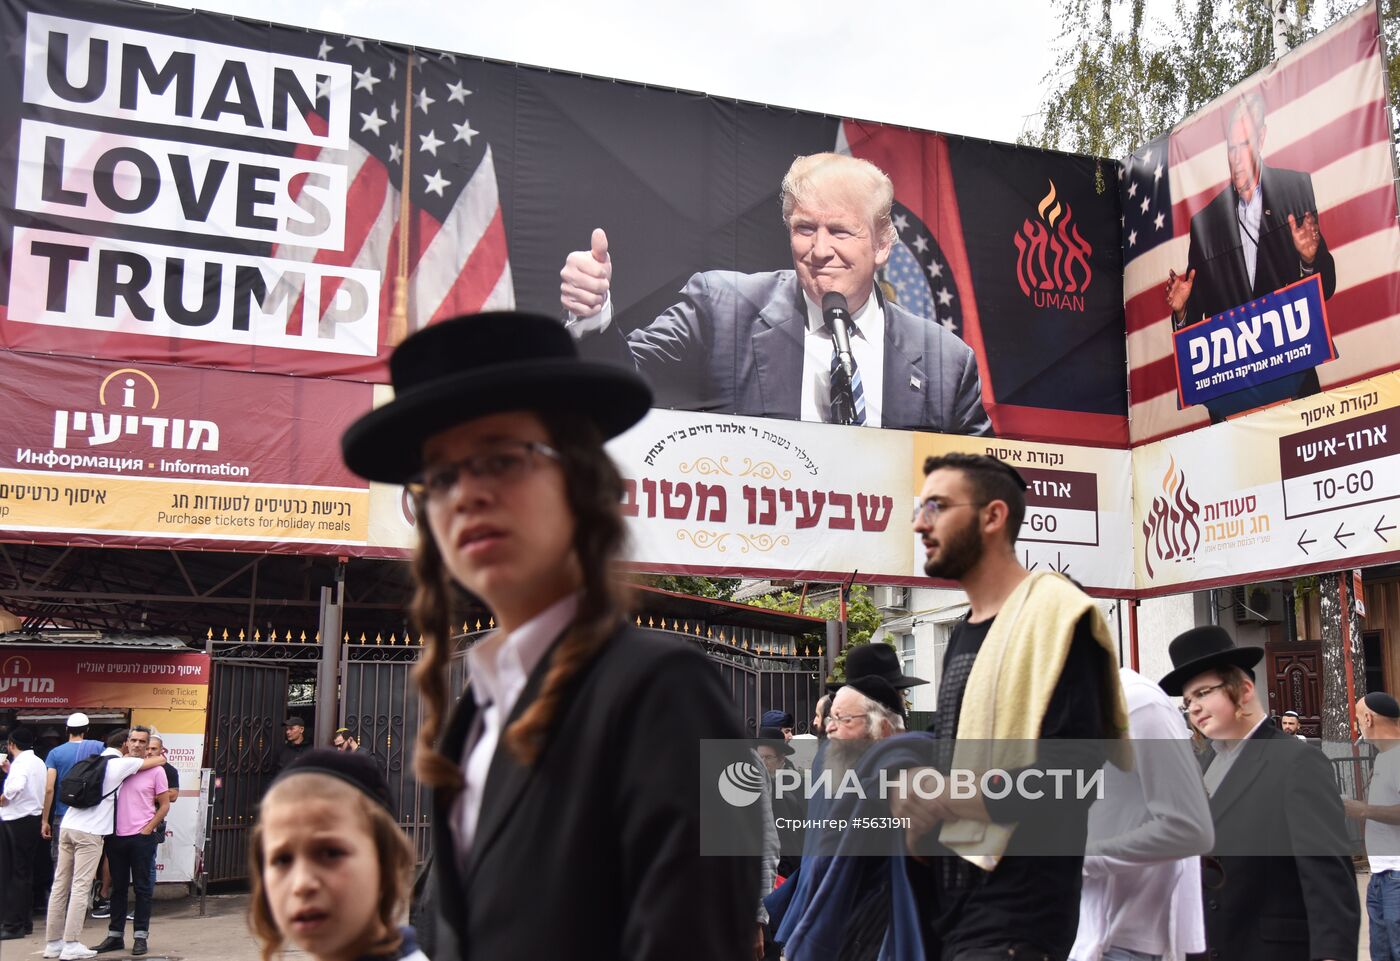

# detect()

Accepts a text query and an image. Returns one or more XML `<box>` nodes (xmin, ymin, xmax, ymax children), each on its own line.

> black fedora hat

<box><xmin>833</xmin><ymin>642</ymin><xmax>927</xmax><ymax>691</ymax></box>
<box><xmin>1159</xmin><ymin>625</ymin><xmax>1264</xmax><ymax>697</ymax></box>
<box><xmin>756</xmin><ymin>726</ymin><xmax>795</xmax><ymax>756</ymax></box>
<box><xmin>342</xmin><ymin>312</ymin><xmax>652</xmax><ymax>484</ymax></box>
<box><xmin>843</xmin><ymin>675</ymin><xmax>907</xmax><ymax>720</ymax></box>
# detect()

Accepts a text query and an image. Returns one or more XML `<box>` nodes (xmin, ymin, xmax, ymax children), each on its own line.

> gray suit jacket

<box><xmin>577</xmin><ymin>270</ymin><xmax>992</xmax><ymax>435</ymax></box>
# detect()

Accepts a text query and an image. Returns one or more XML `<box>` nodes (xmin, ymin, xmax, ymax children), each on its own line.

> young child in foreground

<box><xmin>248</xmin><ymin>749</ymin><xmax>427</xmax><ymax>961</ymax></box>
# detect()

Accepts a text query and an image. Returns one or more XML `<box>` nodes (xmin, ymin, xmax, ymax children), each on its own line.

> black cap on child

<box><xmin>271</xmin><ymin>747</ymin><xmax>393</xmax><ymax>811</ymax></box>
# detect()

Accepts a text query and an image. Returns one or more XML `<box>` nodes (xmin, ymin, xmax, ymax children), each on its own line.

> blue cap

<box><xmin>761</xmin><ymin>710</ymin><xmax>794</xmax><ymax>729</ymax></box>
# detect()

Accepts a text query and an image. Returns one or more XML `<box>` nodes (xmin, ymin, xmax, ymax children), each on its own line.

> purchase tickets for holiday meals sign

<box><xmin>1134</xmin><ymin>370</ymin><xmax>1400</xmax><ymax>593</ymax></box>
<box><xmin>0</xmin><ymin>352</ymin><xmax>371</xmax><ymax>550</ymax></box>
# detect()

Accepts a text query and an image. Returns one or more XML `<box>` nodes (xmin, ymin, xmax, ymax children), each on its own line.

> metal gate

<box><xmin>340</xmin><ymin>646</ymin><xmax>433</xmax><ymax>858</ymax></box>
<box><xmin>204</xmin><ymin>625</ymin><xmax>820</xmax><ymax>878</ymax></box>
<box><xmin>687</xmin><ymin>636</ymin><xmax>825</xmax><ymax>735</ymax></box>
<box><xmin>204</xmin><ymin>661</ymin><xmax>288</xmax><ymax>882</ymax></box>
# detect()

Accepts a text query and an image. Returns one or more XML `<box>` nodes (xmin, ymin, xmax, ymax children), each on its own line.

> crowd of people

<box><xmin>0</xmin><ymin>716</ymin><xmax>178</xmax><ymax>959</ymax></box>
<box><xmin>330</xmin><ymin>305</ymin><xmax>1383</xmax><ymax>961</ymax></box>
<box><xmin>2</xmin><ymin>289</ymin><xmax>1389</xmax><ymax>961</ymax></box>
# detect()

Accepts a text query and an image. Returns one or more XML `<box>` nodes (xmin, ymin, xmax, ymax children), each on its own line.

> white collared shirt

<box><xmin>454</xmin><ymin>593</ymin><xmax>579</xmax><ymax>857</ymax></box>
<box><xmin>1203</xmin><ymin>714</ymin><xmax>1269</xmax><ymax>797</ymax></box>
<box><xmin>800</xmin><ymin>288</ymin><xmax>885</xmax><ymax>427</ymax></box>
<box><xmin>1236</xmin><ymin>185</ymin><xmax>1263</xmax><ymax>289</ymax></box>
<box><xmin>1</xmin><ymin>749</ymin><xmax>46</xmax><ymax>819</ymax></box>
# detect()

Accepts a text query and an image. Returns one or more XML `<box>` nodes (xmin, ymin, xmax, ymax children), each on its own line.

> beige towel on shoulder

<box><xmin>938</xmin><ymin>571</ymin><xmax>1131</xmax><ymax>870</ymax></box>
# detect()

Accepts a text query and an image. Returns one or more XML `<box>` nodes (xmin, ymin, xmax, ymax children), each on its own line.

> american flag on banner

<box><xmin>274</xmin><ymin>36</ymin><xmax>514</xmax><ymax>347</ymax></box>
<box><xmin>1123</xmin><ymin>0</ymin><xmax>1400</xmax><ymax>444</ymax></box>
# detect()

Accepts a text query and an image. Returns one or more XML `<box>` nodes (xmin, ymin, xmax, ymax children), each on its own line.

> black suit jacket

<box><xmin>578</xmin><ymin>270</ymin><xmax>992</xmax><ymax>435</ymax></box>
<box><xmin>1203</xmin><ymin>722</ymin><xmax>1358</xmax><ymax>961</ymax></box>
<box><xmin>429</xmin><ymin>625</ymin><xmax>758</xmax><ymax>961</ymax></box>
<box><xmin>1181</xmin><ymin>166</ymin><xmax>1337</xmax><ymax>419</ymax></box>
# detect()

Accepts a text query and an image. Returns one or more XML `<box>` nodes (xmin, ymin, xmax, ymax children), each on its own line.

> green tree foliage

<box><xmin>634</xmin><ymin>574</ymin><xmax>740</xmax><ymax>601</ymax></box>
<box><xmin>745</xmin><ymin>584</ymin><xmax>884</xmax><ymax>682</ymax></box>
<box><xmin>1024</xmin><ymin>0</ymin><xmax>1400</xmax><ymax>159</ymax></box>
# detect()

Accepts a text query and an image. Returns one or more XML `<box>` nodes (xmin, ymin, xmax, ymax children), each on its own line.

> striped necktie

<box><xmin>830</xmin><ymin>342</ymin><xmax>867</xmax><ymax>426</ymax></box>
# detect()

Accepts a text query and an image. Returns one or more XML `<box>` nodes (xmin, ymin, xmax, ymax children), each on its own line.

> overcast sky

<box><xmin>174</xmin><ymin>0</ymin><xmax>1064</xmax><ymax>145</ymax></box>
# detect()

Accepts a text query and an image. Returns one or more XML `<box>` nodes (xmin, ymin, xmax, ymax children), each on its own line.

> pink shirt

<box><xmin>114</xmin><ymin>765</ymin><xmax>168</xmax><ymax>837</ymax></box>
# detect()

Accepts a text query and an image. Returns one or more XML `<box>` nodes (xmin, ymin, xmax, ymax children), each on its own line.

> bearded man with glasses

<box><xmin>893</xmin><ymin>452</ymin><xmax>1129</xmax><ymax>961</ymax></box>
<box><xmin>1159</xmin><ymin>625</ymin><xmax>1357</xmax><ymax>961</ymax></box>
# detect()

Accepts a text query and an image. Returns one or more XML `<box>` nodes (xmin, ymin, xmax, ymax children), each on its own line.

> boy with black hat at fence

<box><xmin>1161</xmin><ymin>625</ymin><xmax>1357</xmax><ymax>961</ymax></box>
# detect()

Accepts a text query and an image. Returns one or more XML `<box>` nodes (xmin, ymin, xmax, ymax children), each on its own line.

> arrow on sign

<box><xmin>1050</xmin><ymin>552</ymin><xmax>1071</xmax><ymax>575</ymax></box>
<box><xmin>1377</xmin><ymin>516</ymin><xmax>1397</xmax><ymax>543</ymax></box>
<box><xmin>1334</xmin><ymin>524</ymin><xmax>1354</xmax><ymax>549</ymax></box>
<box><xmin>1297</xmin><ymin>530</ymin><xmax>1316</xmax><ymax>555</ymax></box>
<box><xmin>1022</xmin><ymin>550</ymin><xmax>1038</xmax><ymax>571</ymax></box>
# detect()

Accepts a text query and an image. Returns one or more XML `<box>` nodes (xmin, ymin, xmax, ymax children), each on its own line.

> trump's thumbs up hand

<box><xmin>560</xmin><ymin>228</ymin><xmax>612</xmax><ymax>317</ymax></box>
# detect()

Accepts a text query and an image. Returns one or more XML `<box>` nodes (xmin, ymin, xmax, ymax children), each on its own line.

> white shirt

<box><xmin>1367</xmin><ymin>745</ymin><xmax>1400</xmax><ymax>873</ymax></box>
<box><xmin>799</xmin><ymin>288</ymin><xmax>885</xmax><ymax>427</ymax></box>
<box><xmin>1203</xmin><ymin>714</ymin><xmax>1269</xmax><ymax>797</ymax></box>
<box><xmin>1236</xmin><ymin>185</ymin><xmax>1263</xmax><ymax>290</ymax></box>
<box><xmin>60</xmin><ymin>749</ymin><xmax>144</xmax><ymax>837</ymax></box>
<box><xmin>1</xmin><ymin>749</ymin><xmax>46</xmax><ymax>819</ymax></box>
<box><xmin>1071</xmin><ymin>670</ymin><xmax>1210</xmax><ymax>961</ymax></box>
<box><xmin>453</xmin><ymin>594</ymin><xmax>578</xmax><ymax>858</ymax></box>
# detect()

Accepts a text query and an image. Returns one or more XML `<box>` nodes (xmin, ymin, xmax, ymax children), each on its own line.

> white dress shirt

<box><xmin>1236</xmin><ymin>186</ymin><xmax>1263</xmax><ymax>290</ymax></box>
<box><xmin>1</xmin><ymin>749</ymin><xmax>47</xmax><ymax>819</ymax></box>
<box><xmin>453</xmin><ymin>593</ymin><xmax>578</xmax><ymax>859</ymax></box>
<box><xmin>60</xmin><ymin>749</ymin><xmax>144</xmax><ymax>836</ymax></box>
<box><xmin>1203</xmin><ymin>714</ymin><xmax>1269</xmax><ymax>797</ymax></box>
<box><xmin>799</xmin><ymin>288</ymin><xmax>885</xmax><ymax>427</ymax></box>
<box><xmin>1071</xmin><ymin>670</ymin><xmax>1210</xmax><ymax>961</ymax></box>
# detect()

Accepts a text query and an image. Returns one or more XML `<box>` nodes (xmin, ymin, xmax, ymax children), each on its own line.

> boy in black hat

<box><xmin>1161</xmin><ymin>625</ymin><xmax>1357</xmax><ymax>961</ymax></box>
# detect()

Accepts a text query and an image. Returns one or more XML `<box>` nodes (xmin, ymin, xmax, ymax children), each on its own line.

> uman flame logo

<box><xmin>1142</xmin><ymin>457</ymin><xmax>1202</xmax><ymax>579</ymax></box>
<box><xmin>1014</xmin><ymin>180</ymin><xmax>1094</xmax><ymax>311</ymax></box>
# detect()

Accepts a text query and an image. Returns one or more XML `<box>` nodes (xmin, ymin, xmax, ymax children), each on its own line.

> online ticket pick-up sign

<box><xmin>1172</xmin><ymin>275</ymin><xmax>1335</xmax><ymax>416</ymax></box>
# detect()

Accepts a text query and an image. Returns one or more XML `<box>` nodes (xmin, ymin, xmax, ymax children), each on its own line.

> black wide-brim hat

<box><xmin>342</xmin><ymin>312</ymin><xmax>652</xmax><ymax>484</ymax></box>
<box><xmin>831</xmin><ymin>642</ymin><xmax>928</xmax><ymax>692</ymax></box>
<box><xmin>756</xmin><ymin>726</ymin><xmax>795</xmax><ymax>756</ymax></box>
<box><xmin>844</xmin><ymin>674</ymin><xmax>907</xmax><ymax>719</ymax></box>
<box><xmin>1158</xmin><ymin>625</ymin><xmax>1264</xmax><ymax>697</ymax></box>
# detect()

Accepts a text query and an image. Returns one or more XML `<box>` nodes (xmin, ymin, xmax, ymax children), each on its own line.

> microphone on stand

<box><xmin>823</xmin><ymin>292</ymin><xmax>857</xmax><ymax>425</ymax></box>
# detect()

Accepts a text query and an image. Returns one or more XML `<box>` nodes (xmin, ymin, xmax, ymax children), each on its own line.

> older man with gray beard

<box><xmin>765</xmin><ymin>675</ymin><xmax>908</xmax><ymax>961</ymax></box>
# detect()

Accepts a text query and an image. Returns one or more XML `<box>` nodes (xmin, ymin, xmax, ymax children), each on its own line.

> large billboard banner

<box><xmin>1</xmin><ymin>0</ymin><xmax>1397</xmax><ymax>599</ymax></box>
<box><xmin>359</xmin><ymin>407</ymin><xmax>1135</xmax><ymax>593</ymax></box>
<box><xmin>0</xmin><ymin>352</ymin><xmax>371</xmax><ymax>551</ymax></box>
<box><xmin>1134</xmin><ymin>370</ymin><xmax>1400</xmax><ymax>594</ymax></box>
<box><xmin>0</xmin><ymin>0</ymin><xmax>1126</xmax><ymax>447</ymax></box>
<box><xmin>1123</xmin><ymin>1</ymin><xmax>1400</xmax><ymax>444</ymax></box>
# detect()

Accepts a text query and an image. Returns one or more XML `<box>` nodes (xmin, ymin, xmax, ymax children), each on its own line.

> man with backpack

<box><xmin>43</xmin><ymin>729</ymin><xmax>165</xmax><ymax>961</ymax></box>
<box><xmin>89</xmin><ymin>726</ymin><xmax>167</xmax><ymax>958</ymax></box>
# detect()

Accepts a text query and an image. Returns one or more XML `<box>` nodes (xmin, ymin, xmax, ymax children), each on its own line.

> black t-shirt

<box><xmin>275</xmin><ymin>740</ymin><xmax>308</xmax><ymax>772</ymax></box>
<box><xmin>151</xmin><ymin>761</ymin><xmax>179</xmax><ymax>838</ymax></box>
<box><xmin>912</xmin><ymin>610</ymin><xmax>1113</xmax><ymax>960</ymax></box>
